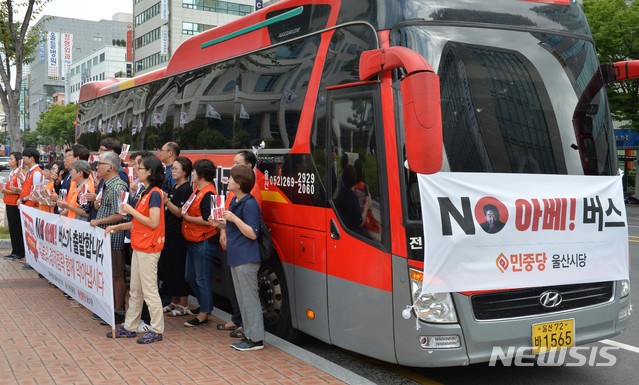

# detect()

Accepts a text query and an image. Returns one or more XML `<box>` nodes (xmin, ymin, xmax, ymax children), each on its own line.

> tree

<box><xmin>0</xmin><ymin>0</ymin><xmax>51</xmax><ymax>153</ymax></box>
<box><xmin>582</xmin><ymin>0</ymin><xmax>639</xmax><ymax>129</ymax></box>
<box><xmin>36</xmin><ymin>102</ymin><xmax>76</xmax><ymax>147</ymax></box>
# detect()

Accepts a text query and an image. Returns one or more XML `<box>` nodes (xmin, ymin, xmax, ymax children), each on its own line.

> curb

<box><xmin>211</xmin><ymin>308</ymin><xmax>375</xmax><ymax>385</ymax></box>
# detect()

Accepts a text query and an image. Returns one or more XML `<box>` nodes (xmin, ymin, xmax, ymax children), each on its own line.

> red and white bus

<box><xmin>77</xmin><ymin>0</ymin><xmax>636</xmax><ymax>366</ymax></box>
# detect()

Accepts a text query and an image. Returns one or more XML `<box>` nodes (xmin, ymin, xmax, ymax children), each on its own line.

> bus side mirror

<box><xmin>359</xmin><ymin>47</ymin><xmax>443</xmax><ymax>175</ymax></box>
<box><xmin>601</xmin><ymin>60</ymin><xmax>639</xmax><ymax>83</ymax></box>
<box><xmin>401</xmin><ymin>71</ymin><xmax>443</xmax><ymax>175</ymax></box>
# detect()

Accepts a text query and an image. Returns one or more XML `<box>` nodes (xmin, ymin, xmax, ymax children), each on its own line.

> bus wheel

<box><xmin>258</xmin><ymin>257</ymin><xmax>305</xmax><ymax>343</ymax></box>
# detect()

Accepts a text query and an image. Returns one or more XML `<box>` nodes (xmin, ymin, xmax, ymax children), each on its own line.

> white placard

<box><xmin>20</xmin><ymin>206</ymin><xmax>115</xmax><ymax>327</ymax></box>
<box><xmin>418</xmin><ymin>172</ymin><xmax>629</xmax><ymax>293</ymax></box>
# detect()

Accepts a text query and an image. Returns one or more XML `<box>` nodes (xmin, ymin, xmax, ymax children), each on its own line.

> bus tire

<box><xmin>259</xmin><ymin>255</ymin><xmax>306</xmax><ymax>344</ymax></box>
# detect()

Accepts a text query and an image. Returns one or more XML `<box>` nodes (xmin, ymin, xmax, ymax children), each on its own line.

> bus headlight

<box><xmin>620</xmin><ymin>279</ymin><xmax>630</xmax><ymax>298</ymax></box>
<box><xmin>409</xmin><ymin>268</ymin><xmax>458</xmax><ymax>323</ymax></box>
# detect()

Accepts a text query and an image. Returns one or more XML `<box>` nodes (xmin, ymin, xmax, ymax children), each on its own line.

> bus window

<box><xmin>329</xmin><ymin>91</ymin><xmax>383</xmax><ymax>243</ymax></box>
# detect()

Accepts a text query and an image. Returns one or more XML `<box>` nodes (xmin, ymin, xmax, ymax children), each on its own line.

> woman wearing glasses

<box><xmin>105</xmin><ymin>156</ymin><xmax>166</xmax><ymax>344</ymax></box>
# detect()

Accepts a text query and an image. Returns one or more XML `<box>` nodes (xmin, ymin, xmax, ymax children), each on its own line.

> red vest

<box><xmin>130</xmin><ymin>186</ymin><xmax>165</xmax><ymax>253</ymax></box>
<box><xmin>182</xmin><ymin>184</ymin><xmax>218</xmax><ymax>242</ymax></box>
<box><xmin>19</xmin><ymin>165</ymin><xmax>42</xmax><ymax>208</ymax></box>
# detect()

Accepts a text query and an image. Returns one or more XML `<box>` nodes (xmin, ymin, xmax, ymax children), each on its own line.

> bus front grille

<box><xmin>470</xmin><ymin>282</ymin><xmax>614</xmax><ymax>320</ymax></box>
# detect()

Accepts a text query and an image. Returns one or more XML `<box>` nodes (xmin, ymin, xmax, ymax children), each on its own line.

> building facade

<box><xmin>66</xmin><ymin>46</ymin><xmax>130</xmax><ymax>104</ymax></box>
<box><xmin>27</xmin><ymin>15</ymin><xmax>131</xmax><ymax>130</ymax></box>
<box><xmin>133</xmin><ymin>0</ymin><xmax>256</xmax><ymax>75</ymax></box>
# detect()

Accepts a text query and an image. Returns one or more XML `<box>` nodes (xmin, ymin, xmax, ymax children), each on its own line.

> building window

<box><xmin>135</xmin><ymin>52</ymin><xmax>168</xmax><ymax>72</ymax></box>
<box><xmin>182</xmin><ymin>22</ymin><xmax>214</xmax><ymax>35</ymax></box>
<box><xmin>135</xmin><ymin>27</ymin><xmax>161</xmax><ymax>49</ymax></box>
<box><xmin>93</xmin><ymin>36</ymin><xmax>103</xmax><ymax>42</ymax></box>
<box><xmin>135</xmin><ymin>2</ymin><xmax>161</xmax><ymax>26</ymax></box>
<box><xmin>182</xmin><ymin>0</ymin><xmax>253</xmax><ymax>16</ymax></box>
<box><xmin>100</xmin><ymin>53</ymin><xmax>105</xmax><ymax>62</ymax></box>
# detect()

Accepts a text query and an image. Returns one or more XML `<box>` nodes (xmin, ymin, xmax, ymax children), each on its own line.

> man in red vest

<box><xmin>17</xmin><ymin>148</ymin><xmax>44</xmax><ymax>207</ymax></box>
<box><xmin>17</xmin><ymin>148</ymin><xmax>44</xmax><ymax>271</ymax></box>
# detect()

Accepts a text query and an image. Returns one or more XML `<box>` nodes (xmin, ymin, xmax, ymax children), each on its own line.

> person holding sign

<box><xmin>17</xmin><ymin>148</ymin><xmax>44</xmax><ymax>208</ymax></box>
<box><xmin>222</xmin><ymin>165</ymin><xmax>264</xmax><ymax>351</ymax></box>
<box><xmin>105</xmin><ymin>156</ymin><xmax>165</xmax><ymax>344</ymax></box>
<box><xmin>160</xmin><ymin>156</ymin><xmax>194</xmax><ymax>316</ymax></box>
<box><xmin>2</xmin><ymin>152</ymin><xmax>25</xmax><ymax>260</ymax></box>
<box><xmin>57</xmin><ymin>161</ymin><xmax>95</xmax><ymax>221</ymax></box>
<box><xmin>90</xmin><ymin>151</ymin><xmax>130</xmax><ymax>326</ymax></box>
<box><xmin>182</xmin><ymin>159</ymin><xmax>218</xmax><ymax>327</ymax></box>
<box><xmin>216</xmin><ymin>150</ymin><xmax>261</xmax><ymax>335</ymax></box>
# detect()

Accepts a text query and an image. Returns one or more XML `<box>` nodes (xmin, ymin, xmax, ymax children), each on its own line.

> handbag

<box><xmin>258</xmin><ymin>219</ymin><xmax>273</xmax><ymax>261</ymax></box>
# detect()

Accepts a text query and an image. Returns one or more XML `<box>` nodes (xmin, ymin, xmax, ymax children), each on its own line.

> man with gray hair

<box><xmin>89</xmin><ymin>151</ymin><xmax>129</xmax><ymax>325</ymax></box>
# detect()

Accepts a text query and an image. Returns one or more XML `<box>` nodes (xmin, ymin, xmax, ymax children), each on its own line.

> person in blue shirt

<box><xmin>222</xmin><ymin>165</ymin><xmax>264</xmax><ymax>351</ymax></box>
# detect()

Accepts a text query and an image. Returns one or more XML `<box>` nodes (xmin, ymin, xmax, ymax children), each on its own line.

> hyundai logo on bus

<box><xmin>437</xmin><ymin>195</ymin><xmax>625</xmax><ymax>236</ymax></box>
<box><xmin>539</xmin><ymin>290</ymin><xmax>562</xmax><ymax>308</ymax></box>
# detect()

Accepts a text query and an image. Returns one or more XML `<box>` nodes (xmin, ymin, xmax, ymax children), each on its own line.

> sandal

<box><xmin>216</xmin><ymin>322</ymin><xmax>238</xmax><ymax>330</ymax></box>
<box><xmin>229</xmin><ymin>327</ymin><xmax>244</xmax><ymax>338</ymax></box>
<box><xmin>163</xmin><ymin>303</ymin><xmax>178</xmax><ymax>313</ymax></box>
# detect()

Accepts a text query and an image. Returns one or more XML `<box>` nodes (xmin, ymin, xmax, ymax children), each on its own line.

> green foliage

<box><xmin>583</xmin><ymin>0</ymin><xmax>639</xmax><ymax>129</ymax></box>
<box><xmin>0</xmin><ymin>0</ymin><xmax>52</xmax><ymax>152</ymax></box>
<box><xmin>76</xmin><ymin>131</ymin><xmax>102</xmax><ymax>150</ymax></box>
<box><xmin>23</xmin><ymin>129</ymin><xmax>39</xmax><ymax>148</ymax></box>
<box><xmin>35</xmin><ymin>103</ymin><xmax>77</xmax><ymax>146</ymax></box>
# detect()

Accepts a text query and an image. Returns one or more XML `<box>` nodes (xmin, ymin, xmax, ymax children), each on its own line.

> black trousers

<box><xmin>6</xmin><ymin>204</ymin><xmax>25</xmax><ymax>257</ymax></box>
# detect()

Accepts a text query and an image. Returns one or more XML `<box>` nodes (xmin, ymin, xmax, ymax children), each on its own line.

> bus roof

<box><xmin>79</xmin><ymin>0</ymin><xmax>583</xmax><ymax>103</ymax></box>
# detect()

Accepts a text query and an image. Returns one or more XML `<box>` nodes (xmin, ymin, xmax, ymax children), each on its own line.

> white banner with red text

<box><xmin>418</xmin><ymin>172</ymin><xmax>629</xmax><ymax>293</ymax></box>
<box><xmin>19</xmin><ymin>205</ymin><xmax>115</xmax><ymax>326</ymax></box>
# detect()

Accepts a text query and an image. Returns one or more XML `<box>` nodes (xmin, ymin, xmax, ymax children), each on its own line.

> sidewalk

<box><xmin>0</xmin><ymin>250</ymin><xmax>370</xmax><ymax>385</ymax></box>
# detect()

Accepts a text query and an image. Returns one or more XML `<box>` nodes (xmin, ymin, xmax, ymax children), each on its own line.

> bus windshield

<box><xmin>394</xmin><ymin>24</ymin><xmax>617</xmax><ymax>221</ymax></box>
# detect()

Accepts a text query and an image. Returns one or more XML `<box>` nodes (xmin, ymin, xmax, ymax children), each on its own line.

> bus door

<box><xmin>324</xmin><ymin>85</ymin><xmax>394</xmax><ymax>360</ymax></box>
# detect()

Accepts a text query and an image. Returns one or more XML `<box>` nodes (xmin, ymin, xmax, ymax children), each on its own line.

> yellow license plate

<box><xmin>531</xmin><ymin>319</ymin><xmax>574</xmax><ymax>354</ymax></box>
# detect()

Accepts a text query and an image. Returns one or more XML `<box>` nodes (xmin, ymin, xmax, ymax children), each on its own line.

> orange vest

<box><xmin>38</xmin><ymin>181</ymin><xmax>55</xmax><ymax>213</ymax></box>
<box><xmin>19</xmin><ymin>165</ymin><xmax>42</xmax><ymax>208</ymax></box>
<box><xmin>67</xmin><ymin>179</ymin><xmax>95</xmax><ymax>219</ymax></box>
<box><xmin>182</xmin><ymin>184</ymin><xmax>218</xmax><ymax>242</ymax></box>
<box><xmin>131</xmin><ymin>186</ymin><xmax>165</xmax><ymax>253</ymax></box>
<box><xmin>3</xmin><ymin>170</ymin><xmax>22</xmax><ymax>206</ymax></box>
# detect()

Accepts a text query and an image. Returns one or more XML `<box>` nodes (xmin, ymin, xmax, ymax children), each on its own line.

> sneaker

<box><xmin>92</xmin><ymin>313</ymin><xmax>102</xmax><ymax>321</ymax></box>
<box><xmin>184</xmin><ymin>317</ymin><xmax>208</xmax><ymax>327</ymax></box>
<box><xmin>21</xmin><ymin>264</ymin><xmax>34</xmax><ymax>270</ymax></box>
<box><xmin>230</xmin><ymin>337</ymin><xmax>248</xmax><ymax>348</ymax></box>
<box><xmin>137</xmin><ymin>331</ymin><xmax>163</xmax><ymax>344</ymax></box>
<box><xmin>136</xmin><ymin>321</ymin><xmax>151</xmax><ymax>333</ymax></box>
<box><xmin>106</xmin><ymin>326</ymin><xmax>136</xmax><ymax>338</ymax></box>
<box><xmin>232</xmin><ymin>338</ymin><xmax>264</xmax><ymax>351</ymax></box>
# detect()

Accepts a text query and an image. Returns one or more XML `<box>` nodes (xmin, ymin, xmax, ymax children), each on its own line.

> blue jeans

<box><xmin>185</xmin><ymin>240</ymin><xmax>217</xmax><ymax>314</ymax></box>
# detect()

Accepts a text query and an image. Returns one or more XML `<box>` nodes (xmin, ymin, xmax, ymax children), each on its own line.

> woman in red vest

<box><xmin>1</xmin><ymin>152</ymin><xmax>25</xmax><ymax>259</ymax></box>
<box><xmin>182</xmin><ymin>159</ymin><xmax>219</xmax><ymax>327</ymax></box>
<box><xmin>105</xmin><ymin>156</ymin><xmax>165</xmax><ymax>344</ymax></box>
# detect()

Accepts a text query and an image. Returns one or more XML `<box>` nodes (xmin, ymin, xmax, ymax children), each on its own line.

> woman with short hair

<box><xmin>57</xmin><ymin>160</ymin><xmax>94</xmax><ymax>221</ymax></box>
